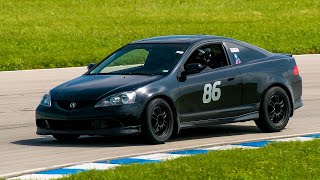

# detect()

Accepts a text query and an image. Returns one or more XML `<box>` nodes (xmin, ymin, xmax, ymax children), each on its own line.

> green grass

<box><xmin>61</xmin><ymin>139</ymin><xmax>320</xmax><ymax>180</ymax></box>
<box><xmin>1</xmin><ymin>0</ymin><xmax>319</xmax><ymax>71</ymax></box>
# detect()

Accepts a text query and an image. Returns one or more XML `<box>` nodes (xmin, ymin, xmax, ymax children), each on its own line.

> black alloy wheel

<box><xmin>255</xmin><ymin>87</ymin><xmax>291</xmax><ymax>132</ymax></box>
<box><xmin>268</xmin><ymin>93</ymin><xmax>287</xmax><ymax>124</ymax></box>
<box><xmin>143</xmin><ymin>98</ymin><xmax>174</xmax><ymax>144</ymax></box>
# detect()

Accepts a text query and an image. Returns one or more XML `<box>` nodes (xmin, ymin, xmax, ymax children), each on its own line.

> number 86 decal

<box><xmin>202</xmin><ymin>81</ymin><xmax>221</xmax><ymax>103</ymax></box>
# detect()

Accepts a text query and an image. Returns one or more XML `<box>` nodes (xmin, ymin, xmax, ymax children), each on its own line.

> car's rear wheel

<box><xmin>142</xmin><ymin>98</ymin><xmax>174</xmax><ymax>144</ymax></box>
<box><xmin>255</xmin><ymin>87</ymin><xmax>291</xmax><ymax>132</ymax></box>
<box><xmin>52</xmin><ymin>134</ymin><xmax>80</xmax><ymax>142</ymax></box>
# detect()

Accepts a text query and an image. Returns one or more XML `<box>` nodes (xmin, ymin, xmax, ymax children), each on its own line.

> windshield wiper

<box><xmin>89</xmin><ymin>73</ymin><xmax>110</xmax><ymax>75</ymax></box>
<box><xmin>88</xmin><ymin>72</ymin><xmax>157</xmax><ymax>75</ymax></box>
<box><xmin>120</xmin><ymin>72</ymin><xmax>156</xmax><ymax>75</ymax></box>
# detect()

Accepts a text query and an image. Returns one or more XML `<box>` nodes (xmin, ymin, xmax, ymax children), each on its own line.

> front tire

<box><xmin>142</xmin><ymin>98</ymin><xmax>174</xmax><ymax>144</ymax></box>
<box><xmin>255</xmin><ymin>87</ymin><xmax>291</xmax><ymax>132</ymax></box>
<box><xmin>52</xmin><ymin>134</ymin><xmax>80</xmax><ymax>142</ymax></box>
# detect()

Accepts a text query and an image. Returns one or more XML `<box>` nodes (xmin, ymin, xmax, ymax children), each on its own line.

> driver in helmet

<box><xmin>195</xmin><ymin>47</ymin><xmax>218</xmax><ymax>70</ymax></box>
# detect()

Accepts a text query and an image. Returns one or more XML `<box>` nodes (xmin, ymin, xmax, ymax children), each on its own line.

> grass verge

<box><xmin>60</xmin><ymin>139</ymin><xmax>320</xmax><ymax>179</ymax></box>
<box><xmin>1</xmin><ymin>0</ymin><xmax>320</xmax><ymax>71</ymax></box>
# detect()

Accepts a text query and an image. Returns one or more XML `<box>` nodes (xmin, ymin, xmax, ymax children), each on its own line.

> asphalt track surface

<box><xmin>0</xmin><ymin>55</ymin><xmax>319</xmax><ymax>177</ymax></box>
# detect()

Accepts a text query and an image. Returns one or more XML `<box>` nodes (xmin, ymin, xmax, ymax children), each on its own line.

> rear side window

<box><xmin>225</xmin><ymin>42</ymin><xmax>267</xmax><ymax>64</ymax></box>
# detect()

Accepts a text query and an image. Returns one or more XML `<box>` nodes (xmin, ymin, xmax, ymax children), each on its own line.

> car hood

<box><xmin>51</xmin><ymin>75</ymin><xmax>164</xmax><ymax>101</ymax></box>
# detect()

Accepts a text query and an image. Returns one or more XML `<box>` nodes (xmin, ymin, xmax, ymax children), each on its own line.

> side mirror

<box><xmin>185</xmin><ymin>63</ymin><xmax>203</xmax><ymax>75</ymax></box>
<box><xmin>87</xmin><ymin>63</ymin><xmax>96</xmax><ymax>71</ymax></box>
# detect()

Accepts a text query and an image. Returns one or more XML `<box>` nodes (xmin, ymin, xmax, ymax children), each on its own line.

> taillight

<box><xmin>294</xmin><ymin>65</ymin><xmax>299</xmax><ymax>76</ymax></box>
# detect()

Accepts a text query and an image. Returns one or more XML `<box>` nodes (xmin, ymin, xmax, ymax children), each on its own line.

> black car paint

<box><xmin>36</xmin><ymin>35</ymin><xmax>303</xmax><ymax>136</ymax></box>
<box><xmin>51</xmin><ymin>75</ymin><xmax>164</xmax><ymax>101</ymax></box>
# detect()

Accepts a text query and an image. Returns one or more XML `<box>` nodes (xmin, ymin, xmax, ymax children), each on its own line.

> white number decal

<box><xmin>202</xmin><ymin>81</ymin><xmax>222</xmax><ymax>103</ymax></box>
<box><xmin>211</xmin><ymin>81</ymin><xmax>221</xmax><ymax>101</ymax></box>
<box><xmin>202</xmin><ymin>84</ymin><xmax>212</xmax><ymax>103</ymax></box>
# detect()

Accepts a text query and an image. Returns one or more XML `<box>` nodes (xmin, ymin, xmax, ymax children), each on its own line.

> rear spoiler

<box><xmin>276</xmin><ymin>53</ymin><xmax>292</xmax><ymax>57</ymax></box>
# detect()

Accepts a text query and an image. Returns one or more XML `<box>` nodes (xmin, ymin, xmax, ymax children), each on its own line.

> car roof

<box><xmin>131</xmin><ymin>35</ymin><xmax>234</xmax><ymax>44</ymax></box>
<box><xmin>130</xmin><ymin>35</ymin><xmax>272</xmax><ymax>56</ymax></box>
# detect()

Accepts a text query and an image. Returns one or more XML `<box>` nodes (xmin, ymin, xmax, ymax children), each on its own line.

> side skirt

<box><xmin>180</xmin><ymin>111</ymin><xmax>259</xmax><ymax>129</ymax></box>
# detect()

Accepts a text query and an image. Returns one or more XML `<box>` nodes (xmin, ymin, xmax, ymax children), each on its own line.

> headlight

<box><xmin>40</xmin><ymin>93</ymin><xmax>51</xmax><ymax>107</ymax></box>
<box><xmin>95</xmin><ymin>91</ymin><xmax>136</xmax><ymax>107</ymax></box>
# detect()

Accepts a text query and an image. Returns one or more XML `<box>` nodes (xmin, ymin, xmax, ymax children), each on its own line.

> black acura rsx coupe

<box><xmin>36</xmin><ymin>35</ymin><xmax>303</xmax><ymax>144</ymax></box>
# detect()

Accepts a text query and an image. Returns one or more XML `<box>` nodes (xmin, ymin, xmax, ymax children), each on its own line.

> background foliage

<box><xmin>1</xmin><ymin>0</ymin><xmax>319</xmax><ymax>71</ymax></box>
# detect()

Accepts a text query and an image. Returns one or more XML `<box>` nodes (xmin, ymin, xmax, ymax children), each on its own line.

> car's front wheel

<box><xmin>255</xmin><ymin>87</ymin><xmax>291</xmax><ymax>132</ymax></box>
<box><xmin>142</xmin><ymin>98</ymin><xmax>174</xmax><ymax>144</ymax></box>
<box><xmin>52</xmin><ymin>134</ymin><xmax>80</xmax><ymax>142</ymax></box>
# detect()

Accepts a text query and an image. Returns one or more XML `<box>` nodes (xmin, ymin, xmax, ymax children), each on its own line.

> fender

<box><xmin>135</xmin><ymin>75</ymin><xmax>181</xmax><ymax>133</ymax></box>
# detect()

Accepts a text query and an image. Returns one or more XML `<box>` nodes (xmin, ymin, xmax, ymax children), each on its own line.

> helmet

<box><xmin>196</xmin><ymin>48</ymin><xmax>213</xmax><ymax>65</ymax></box>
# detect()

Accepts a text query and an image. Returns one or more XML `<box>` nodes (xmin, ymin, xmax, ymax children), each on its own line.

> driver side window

<box><xmin>185</xmin><ymin>43</ymin><xmax>229</xmax><ymax>74</ymax></box>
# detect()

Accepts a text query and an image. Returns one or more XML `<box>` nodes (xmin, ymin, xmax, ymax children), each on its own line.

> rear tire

<box><xmin>255</xmin><ymin>87</ymin><xmax>291</xmax><ymax>132</ymax></box>
<box><xmin>142</xmin><ymin>98</ymin><xmax>174</xmax><ymax>144</ymax></box>
<box><xmin>52</xmin><ymin>134</ymin><xmax>80</xmax><ymax>142</ymax></box>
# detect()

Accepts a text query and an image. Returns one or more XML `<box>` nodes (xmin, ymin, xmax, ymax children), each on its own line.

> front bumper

<box><xmin>36</xmin><ymin>102</ymin><xmax>142</xmax><ymax>136</ymax></box>
<box><xmin>37</xmin><ymin>126</ymin><xmax>140</xmax><ymax>136</ymax></box>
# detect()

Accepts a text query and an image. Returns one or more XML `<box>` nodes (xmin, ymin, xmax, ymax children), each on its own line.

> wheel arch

<box><xmin>261</xmin><ymin>83</ymin><xmax>294</xmax><ymax>117</ymax></box>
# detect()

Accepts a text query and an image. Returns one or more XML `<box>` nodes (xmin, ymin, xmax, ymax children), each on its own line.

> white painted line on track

<box><xmin>131</xmin><ymin>153</ymin><xmax>187</xmax><ymax>161</ymax></box>
<box><xmin>203</xmin><ymin>145</ymin><xmax>258</xmax><ymax>150</ymax></box>
<box><xmin>273</xmin><ymin>136</ymin><xmax>314</xmax><ymax>142</ymax></box>
<box><xmin>9</xmin><ymin>174</ymin><xmax>63</xmax><ymax>180</ymax></box>
<box><xmin>64</xmin><ymin>163</ymin><xmax>119</xmax><ymax>170</ymax></box>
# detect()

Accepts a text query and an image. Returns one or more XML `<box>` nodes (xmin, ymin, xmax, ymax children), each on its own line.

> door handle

<box><xmin>228</xmin><ymin>77</ymin><xmax>235</xmax><ymax>81</ymax></box>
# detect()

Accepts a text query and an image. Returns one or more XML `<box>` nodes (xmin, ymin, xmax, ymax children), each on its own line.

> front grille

<box><xmin>37</xmin><ymin>119</ymin><xmax>122</xmax><ymax>130</ymax></box>
<box><xmin>47</xmin><ymin>120</ymin><xmax>95</xmax><ymax>130</ymax></box>
<box><xmin>55</xmin><ymin>100</ymin><xmax>94</xmax><ymax>111</ymax></box>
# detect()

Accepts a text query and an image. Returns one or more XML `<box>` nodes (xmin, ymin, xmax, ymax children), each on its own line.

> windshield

<box><xmin>89</xmin><ymin>43</ymin><xmax>188</xmax><ymax>75</ymax></box>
